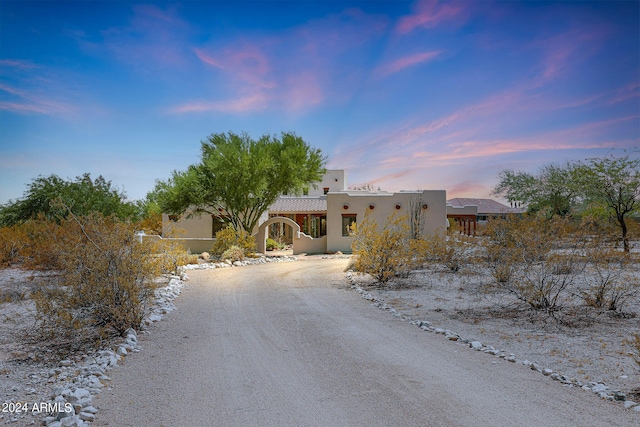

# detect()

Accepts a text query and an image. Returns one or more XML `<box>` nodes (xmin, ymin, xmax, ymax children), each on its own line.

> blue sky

<box><xmin>1</xmin><ymin>0</ymin><xmax>638</xmax><ymax>205</ymax></box>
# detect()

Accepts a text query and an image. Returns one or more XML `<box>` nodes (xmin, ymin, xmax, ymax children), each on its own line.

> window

<box><xmin>323</xmin><ymin>187</ymin><xmax>329</xmax><ymax>195</ymax></box>
<box><xmin>342</xmin><ymin>214</ymin><xmax>357</xmax><ymax>236</ymax></box>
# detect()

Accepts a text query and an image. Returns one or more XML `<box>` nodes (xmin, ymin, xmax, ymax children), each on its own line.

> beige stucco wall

<box><xmin>162</xmin><ymin>212</ymin><xmax>212</xmax><ymax>238</ymax></box>
<box><xmin>294</xmin><ymin>233</ymin><xmax>327</xmax><ymax>254</ymax></box>
<box><xmin>162</xmin><ymin>211</ymin><xmax>265</xmax><ymax>239</ymax></box>
<box><xmin>326</xmin><ymin>190</ymin><xmax>447</xmax><ymax>253</ymax></box>
<box><xmin>306</xmin><ymin>169</ymin><xmax>346</xmax><ymax>196</ymax></box>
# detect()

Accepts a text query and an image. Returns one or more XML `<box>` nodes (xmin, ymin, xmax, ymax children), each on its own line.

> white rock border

<box><xmin>40</xmin><ymin>255</ymin><xmax>298</xmax><ymax>426</ymax></box>
<box><xmin>40</xmin><ymin>274</ymin><xmax>186</xmax><ymax>427</ymax></box>
<box><xmin>345</xmin><ymin>271</ymin><xmax>640</xmax><ymax>413</ymax></box>
<box><xmin>182</xmin><ymin>254</ymin><xmax>298</xmax><ymax>271</ymax></box>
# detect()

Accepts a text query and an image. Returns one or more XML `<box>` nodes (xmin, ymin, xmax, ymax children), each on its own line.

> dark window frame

<box><xmin>341</xmin><ymin>214</ymin><xmax>357</xmax><ymax>237</ymax></box>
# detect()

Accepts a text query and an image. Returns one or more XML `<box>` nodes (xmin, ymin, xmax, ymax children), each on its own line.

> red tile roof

<box><xmin>269</xmin><ymin>197</ymin><xmax>327</xmax><ymax>213</ymax></box>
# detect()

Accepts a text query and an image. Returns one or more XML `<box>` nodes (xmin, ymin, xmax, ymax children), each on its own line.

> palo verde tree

<box><xmin>492</xmin><ymin>162</ymin><xmax>581</xmax><ymax>217</ymax></box>
<box><xmin>155</xmin><ymin>132</ymin><xmax>326</xmax><ymax>234</ymax></box>
<box><xmin>575</xmin><ymin>153</ymin><xmax>640</xmax><ymax>252</ymax></box>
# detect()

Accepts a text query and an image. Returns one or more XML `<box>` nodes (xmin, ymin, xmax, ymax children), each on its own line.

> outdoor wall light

<box><xmin>369</xmin><ymin>204</ymin><xmax>375</xmax><ymax>210</ymax></box>
<box><xmin>422</xmin><ymin>204</ymin><xmax>429</xmax><ymax>210</ymax></box>
<box><xmin>343</xmin><ymin>204</ymin><xmax>349</xmax><ymax>210</ymax></box>
<box><xmin>395</xmin><ymin>204</ymin><xmax>401</xmax><ymax>210</ymax></box>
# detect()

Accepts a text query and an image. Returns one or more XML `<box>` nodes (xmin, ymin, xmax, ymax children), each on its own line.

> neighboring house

<box><xmin>446</xmin><ymin>198</ymin><xmax>526</xmax><ymax>235</ymax></box>
<box><xmin>162</xmin><ymin>170</ymin><xmax>448</xmax><ymax>254</ymax></box>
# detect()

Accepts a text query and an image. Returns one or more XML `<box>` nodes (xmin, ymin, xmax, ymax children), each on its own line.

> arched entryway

<box><xmin>255</xmin><ymin>216</ymin><xmax>301</xmax><ymax>254</ymax></box>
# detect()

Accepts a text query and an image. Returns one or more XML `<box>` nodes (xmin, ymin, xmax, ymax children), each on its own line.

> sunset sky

<box><xmin>1</xmin><ymin>0</ymin><xmax>638</xmax><ymax>205</ymax></box>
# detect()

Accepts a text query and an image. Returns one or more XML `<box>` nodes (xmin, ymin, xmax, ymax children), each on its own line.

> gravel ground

<box><xmin>0</xmin><ymin>268</ymin><xmax>180</xmax><ymax>426</ymax></box>
<box><xmin>94</xmin><ymin>257</ymin><xmax>637</xmax><ymax>426</ymax></box>
<box><xmin>1</xmin><ymin>253</ymin><xmax>639</xmax><ymax>426</ymax></box>
<box><xmin>348</xmin><ymin>263</ymin><xmax>640</xmax><ymax>404</ymax></box>
<box><xmin>0</xmin><ymin>268</ymin><xmax>56</xmax><ymax>425</ymax></box>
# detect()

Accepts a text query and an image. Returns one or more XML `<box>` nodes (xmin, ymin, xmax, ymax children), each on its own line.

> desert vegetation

<box><xmin>0</xmin><ymin>131</ymin><xmax>327</xmax><ymax>355</ymax></box>
<box><xmin>351</xmin><ymin>152</ymin><xmax>640</xmax><ymax>311</ymax></box>
<box><xmin>350</xmin><ymin>210</ymin><xmax>639</xmax><ymax>315</ymax></box>
<box><xmin>153</xmin><ymin>131</ymin><xmax>326</xmax><ymax>234</ymax></box>
<box><xmin>348</xmin><ymin>152</ymin><xmax>640</xmax><ymax>394</ymax></box>
<box><xmin>211</xmin><ymin>225</ymin><xmax>257</xmax><ymax>262</ymax></box>
<box><xmin>0</xmin><ymin>175</ymin><xmax>191</xmax><ymax>354</ymax></box>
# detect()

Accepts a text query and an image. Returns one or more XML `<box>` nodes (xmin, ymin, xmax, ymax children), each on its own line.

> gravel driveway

<box><xmin>93</xmin><ymin>257</ymin><xmax>635</xmax><ymax>426</ymax></box>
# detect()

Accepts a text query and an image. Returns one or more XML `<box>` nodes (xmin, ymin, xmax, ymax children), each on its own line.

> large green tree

<box><xmin>575</xmin><ymin>153</ymin><xmax>640</xmax><ymax>252</ymax></box>
<box><xmin>493</xmin><ymin>153</ymin><xmax>640</xmax><ymax>252</ymax></box>
<box><xmin>0</xmin><ymin>173</ymin><xmax>137</xmax><ymax>227</ymax></box>
<box><xmin>492</xmin><ymin>162</ymin><xmax>581</xmax><ymax>217</ymax></box>
<box><xmin>155</xmin><ymin>132</ymin><xmax>326</xmax><ymax>233</ymax></box>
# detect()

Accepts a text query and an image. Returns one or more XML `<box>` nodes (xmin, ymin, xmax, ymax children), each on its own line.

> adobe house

<box><xmin>161</xmin><ymin>170</ymin><xmax>448</xmax><ymax>254</ymax></box>
<box><xmin>267</xmin><ymin>169</ymin><xmax>346</xmax><ymax>242</ymax></box>
<box><xmin>325</xmin><ymin>190</ymin><xmax>446</xmax><ymax>253</ymax></box>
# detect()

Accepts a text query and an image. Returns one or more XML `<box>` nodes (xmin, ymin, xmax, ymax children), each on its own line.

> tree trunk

<box><xmin>621</xmin><ymin>217</ymin><xmax>629</xmax><ymax>252</ymax></box>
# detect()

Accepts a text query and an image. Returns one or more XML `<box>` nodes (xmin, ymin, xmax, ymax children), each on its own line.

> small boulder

<box><xmin>592</xmin><ymin>383</ymin><xmax>609</xmax><ymax>393</ymax></box>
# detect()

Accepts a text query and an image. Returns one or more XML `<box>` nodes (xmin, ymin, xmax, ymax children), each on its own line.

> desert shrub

<box><xmin>32</xmin><ymin>214</ymin><xmax>165</xmax><ymax>347</ymax></box>
<box><xmin>266</xmin><ymin>238</ymin><xmax>284</xmax><ymax>251</ymax></box>
<box><xmin>136</xmin><ymin>211</ymin><xmax>163</xmax><ymax>235</ymax></box>
<box><xmin>152</xmin><ymin>237</ymin><xmax>195</xmax><ymax>274</ymax></box>
<box><xmin>430</xmin><ymin>229</ymin><xmax>471</xmax><ymax>272</ymax></box>
<box><xmin>222</xmin><ymin>245</ymin><xmax>245</xmax><ymax>262</ymax></box>
<box><xmin>20</xmin><ymin>217</ymin><xmax>82</xmax><ymax>270</ymax></box>
<box><xmin>350</xmin><ymin>210</ymin><xmax>412</xmax><ymax>283</ymax></box>
<box><xmin>0</xmin><ymin>225</ymin><xmax>28</xmax><ymax>266</ymax></box>
<box><xmin>409</xmin><ymin>226</ymin><xmax>473</xmax><ymax>272</ymax></box>
<box><xmin>483</xmin><ymin>215</ymin><xmax>588</xmax><ymax>312</ymax></box>
<box><xmin>0</xmin><ymin>215</ymin><xmax>86</xmax><ymax>269</ymax></box>
<box><xmin>211</xmin><ymin>226</ymin><xmax>256</xmax><ymax>259</ymax></box>
<box><xmin>580</xmin><ymin>240</ymin><xmax>639</xmax><ymax>311</ymax></box>
<box><xmin>632</xmin><ymin>334</ymin><xmax>640</xmax><ymax>367</ymax></box>
<box><xmin>483</xmin><ymin>215</ymin><xmax>528</xmax><ymax>284</ymax></box>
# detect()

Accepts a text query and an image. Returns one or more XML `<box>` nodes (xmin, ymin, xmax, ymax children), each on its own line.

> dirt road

<box><xmin>94</xmin><ymin>258</ymin><xmax>635</xmax><ymax>426</ymax></box>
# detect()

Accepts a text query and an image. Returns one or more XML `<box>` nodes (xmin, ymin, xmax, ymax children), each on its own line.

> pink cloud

<box><xmin>405</xmin><ymin>115</ymin><xmax>637</xmax><ymax>163</ymax></box>
<box><xmin>0</xmin><ymin>102</ymin><xmax>50</xmax><ymax>114</ymax></box>
<box><xmin>375</xmin><ymin>51</ymin><xmax>441</xmax><ymax>77</ymax></box>
<box><xmin>447</xmin><ymin>181</ymin><xmax>491</xmax><ymax>199</ymax></box>
<box><xmin>99</xmin><ymin>4</ymin><xmax>194</xmax><ymax>71</ymax></box>
<box><xmin>194</xmin><ymin>49</ymin><xmax>224</xmax><ymax>69</ymax></box>
<box><xmin>284</xmin><ymin>72</ymin><xmax>325</xmax><ymax>110</ymax></box>
<box><xmin>331</xmin><ymin>103</ymin><xmax>637</xmax><ymax>185</ymax></box>
<box><xmin>528</xmin><ymin>24</ymin><xmax>609</xmax><ymax>87</ymax></box>
<box><xmin>0</xmin><ymin>83</ymin><xmax>76</xmax><ymax>116</ymax></box>
<box><xmin>0</xmin><ymin>59</ymin><xmax>39</xmax><ymax>70</ymax></box>
<box><xmin>170</xmin><ymin>93</ymin><xmax>269</xmax><ymax>114</ymax></box>
<box><xmin>396</xmin><ymin>0</ymin><xmax>468</xmax><ymax>34</ymax></box>
<box><xmin>349</xmin><ymin>169</ymin><xmax>414</xmax><ymax>191</ymax></box>
<box><xmin>175</xmin><ymin>7</ymin><xmax>388</xmax><ymax>115</ymax></box>
<box><xmin>195</xmin><ymin>44</ymin><xmax>275</xmax><ymax>90</ymax></box>
<box><xmin>297</xmin><ymin>8</ymin><xmax>388</xmax><ymax>52</ymax></box>
<box><xmin>606</xmin><ymin>83</ymin><xmax>640</xmax><ymax>105</ymax></box>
